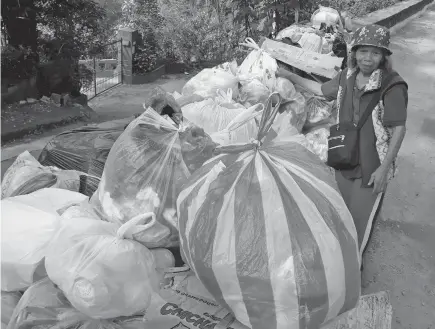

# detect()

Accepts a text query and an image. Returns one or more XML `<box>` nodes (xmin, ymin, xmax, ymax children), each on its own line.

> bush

<box><xmin>1</xmin><ymin>45</ymin><xmax>37</xmax><ymax>84</ymax></box>
<box><xmin>157</xmin><ymin>0</ymin><xmax>245</xmax><ymax>65</ymax></box>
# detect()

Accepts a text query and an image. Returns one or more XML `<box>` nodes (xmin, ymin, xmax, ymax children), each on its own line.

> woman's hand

<box><xmin>368</xmin><ymin>165</ymin><xmax>389</xmax><ymax>194</ymax></box>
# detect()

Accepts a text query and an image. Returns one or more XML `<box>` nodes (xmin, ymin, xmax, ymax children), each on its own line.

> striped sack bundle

<box><xmin>177</xmin><ymin>93</ymin><xmax>361</xmax><ymax>329</ymax></box>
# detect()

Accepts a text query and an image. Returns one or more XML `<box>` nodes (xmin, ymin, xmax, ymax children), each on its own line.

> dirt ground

<box><xmin>1</xmin><ymin>7</ymin><xmax>434</xmax><ymax>328</ymax></box>
<box><xmin>361</xmin><ymin>6</ymin><xmax>435</xmax><ymax>329</ymax></box>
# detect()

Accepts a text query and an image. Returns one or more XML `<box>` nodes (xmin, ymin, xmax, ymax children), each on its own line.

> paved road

<box><xmin>361</xmin><ymin>6</ymin><xmax>435</xmax><ymax>329</ymax></box>
<box><xmin>1</xmin><ymin>8</ymin><xmax>435</xmax><ymax>328</ymax></box>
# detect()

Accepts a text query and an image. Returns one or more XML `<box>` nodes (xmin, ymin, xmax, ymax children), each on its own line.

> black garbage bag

<box><xmin>38</xmin><ymin>118</ymin><xmax>133</xmax><ymax>196</ymax></box>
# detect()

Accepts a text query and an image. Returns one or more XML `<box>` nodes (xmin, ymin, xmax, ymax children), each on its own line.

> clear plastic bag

<box><xmin>1</xmin><ymin>291</ymin><xmax>22</xmax><ymax>328</ymax></box>
<box><xmin>271</xmin><ymin>77</ymin><xmax>307</xmax><ymax>136</ymax></box>
<box><xmin>1</xmin><ymin>151</ymin><xmax>86</xmax><ymax>198</ymax></box>
<box><xmin>276</xmin><ymin>24</ymin><xmax>314</xmax><ymax>43</ymax></box>
<box><xmin>1</xmin><ymin>199</ymin><xmax>60</xmax><ymax>291</ymax></box>
<box><xmin>8</xmin><ymin>188</ymin><xmax>87</xmax><ymax>215</ymax></box>
<box><xmin>304</xmin><ymin>125</ymin><xmax>330</xmax><ymax>162</ymax></box>
<box><xmin>238</xmin><ymin>78</ymin><xmax>270</xmax><ymax>108</ymax></box>
<box><xmin>45</xmin><ymin>214</ymin><xmax>160</xmax><ymax>319</ymax></box>
<box><xmin>301</xmin><ymin>90</ymin><xmax>333</xmax><ymax>128</ymax></box>
<box><xmin>182</xmin><ymin>68</ymin><xmax>239</xmax><ymax>99</ymax></box>
<box><xmin>7</xmin><ymin>279</ymin><xmax>148</xmax><ymax>329</ymax></box>
<box><xmin>177</xmin><ymin>93</ymin><xmax>360</xmax><ymax>329</ymax></box>
<box><xmin>181</xmin><ymin>89</ymin><xmax>257</xmax><ymax>145</ymax></box>
<box><xmin>209</xmin><ymin>104</ymin><xmax>263</xmax><ymax>146</ymax></box>
<box><xmin>89</xmin><ymin>109</ymin><xmax>216</xmax><ymax>248</ymax></box>
<box><xmin>238</xmin><ymin>38</ymin><xmax>278</xmax><ymax>90</ymax></box>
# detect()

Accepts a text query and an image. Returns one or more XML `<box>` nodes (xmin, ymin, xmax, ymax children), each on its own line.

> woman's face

<box><xmin>355</xmin><ymin>46</ymin><xmax>384</xmax><ymax>75</ymax></box>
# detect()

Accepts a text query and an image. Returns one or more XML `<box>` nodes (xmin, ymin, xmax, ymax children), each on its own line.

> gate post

<box><xmin>117</xmin><ymin>27</ymin><xmax>137</xmax><ymax>85</ymax></box>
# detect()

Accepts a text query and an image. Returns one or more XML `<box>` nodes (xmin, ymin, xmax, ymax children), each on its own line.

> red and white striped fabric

<box><xmin>177</xmin><ymin>93</ymin><xmax>361</xmax><ymax>329</ymax></box>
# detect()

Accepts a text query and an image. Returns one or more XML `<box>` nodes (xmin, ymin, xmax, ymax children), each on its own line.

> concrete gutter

<box><xmin>353</xmin><ymin>0</ymin><xmax>434</xmax><ymax>34</ymax></box>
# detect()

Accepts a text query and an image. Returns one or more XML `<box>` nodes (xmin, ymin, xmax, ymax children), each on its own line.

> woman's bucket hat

<box><xmin>350</xmin><ymin>24</ymin><xmax>392</xmax><ymax>55</ymax></box>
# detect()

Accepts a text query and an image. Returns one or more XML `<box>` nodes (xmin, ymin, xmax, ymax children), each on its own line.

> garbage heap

<box><xmin>1</xmin><ymin>7</ymin><xmax>361</xmax><ymax>329</ymax></box>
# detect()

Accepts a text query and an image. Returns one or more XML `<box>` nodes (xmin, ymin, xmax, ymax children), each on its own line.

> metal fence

<box><xmin>80</xmin><ymin>39</ymin><xmax>122</xmax><ymax>100</ymax></box>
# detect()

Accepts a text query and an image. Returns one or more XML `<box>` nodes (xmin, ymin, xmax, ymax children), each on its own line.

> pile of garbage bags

<box><xmin>2</xmin><ymin>16</ymin><xmax>360</xmax><ymax>328</ymax></box>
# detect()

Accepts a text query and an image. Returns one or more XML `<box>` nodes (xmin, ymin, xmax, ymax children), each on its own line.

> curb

<box><xmin>353</xmin><ymin>0</ymin><xmax>434</xmax><ymax>31</ymax></box>
<box><xmin>1</xmin><ymin>107</ymin><xmax>97</xmax><ymax>144</ymax></box>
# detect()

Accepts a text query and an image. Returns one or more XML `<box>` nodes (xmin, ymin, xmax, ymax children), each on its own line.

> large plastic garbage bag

<box><xmin>209</xmin><ymin>104</ymin><xmax>263</xmax><ymax>146</ymax></box>
<box><xmin>181</xmin><ymin>89</ymin><xmax>259</xmax><ymax>145</ymax></box>
<box><xmin>6</xmin><ymin>279</ymin><xmax>150</xmax><ymax>329</ymax></box>
<box><xmin>8</xmin><ymin>188</ymin><xmax>88</xmax><ymax>215</ymax></box>
<box><xmin>1</xmin><ymin>151</ymin><xmax>88</xmax><ymax>198</ymax></box>
<box><xmin>38</xmin><ymin>119</ymin><xmax>131</xmax><ymax>196</ymax></box>
<box><xmin>300</xmin><ymin>91</ymin><xmax>334</xmax><ymax>129</ymax></box>
<box><xmin>1</xmin><ymin>199</ymin><xmax>60</xmax><ymax>291</ymax></box>
<box><xmin>304</xmin><ymin>125</ymin><xmax>330</xmax><ymax>162</ymax></box>
<box><xmin>311</xmin><ymin>6</ymin><xmax>342</xmax><ymax>29</ymax></box>
<box><xmin>238</xmin><ymin>78</ymin><xmax>270</xmax><ymax>108</ymax></box>
<box><xmin>238</xmin><ymin>38</ymin><xmax>278</xmax><ymax>90</ymax></box>
<box><xmin>214</xmin><ymin>60</ymin><xmax>239</xmax><ymax>76</ymax></box>
<box><xmin>1</xmin><ymin>291</ymin><xmax>21</xmax><ymax>329</ymax></box>
<box><xmin>90</xmin><ymin>109</ymin><xmax>216</xmax><ymax>248</ymax></box>
<box><xmin>276</xmin><ymin>25</ymin><xmax>314</xmax><ymax>43</ymax></box>
<box><xmin>45</xmin><ymin>213</ymin><xmax>160</xmax><ymax>319</ymax></box>
<box><xmin>181</xmin><ymin>89</ymin><xmax>245</xmax><ymax>135</ymax></box>
<box><xmin>177</xmin><ymin>93</ymin><xmax>360</xmax><ymax>329</ymax></box>
<box><xmin>38</xmin><ymin>119</ymin><xmax>131</xmax><ymax>172</ymax></box>
<box><xmin>270</xmin><ymin>77</ymin><xmax>307</xmax><ymax>137</ymax></box>
<box><xmin>182</xmin><ymin>68</ymin><xmax>239</xmax><ymax>100</ymax></box>
<box><xmin>297</xmin><ymin>32</ymin><xmax>323</xmax><ymax>53</ymax></box>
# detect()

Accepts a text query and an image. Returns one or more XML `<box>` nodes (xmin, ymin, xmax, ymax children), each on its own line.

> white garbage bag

<box><xmin>182</xmin><ymin>68</ymin><xmax>239</xmax><ymax>99</ymax></box>
<box><xmin>181</xmin><ymin>89</ymin><xmax>251</xmax><ymax>140</ymax></box>
<box><xmin>238</xmin><ymin>78</ymin><xmax>271</xmax><ymax>108</ymax></box>
<box><xmin>1</xmin><ymin>151</ymin><xmax>86</xmax><ymax>198</ymax></box>
<box><xmin>8</xmin><ymin>188</ymin><xmax>87</xmax><ymax>215</ymax></box>
<box><xmin>238</xmin><ymin>38</ymin><xmax>278</xmax><ymax>90</ymax></box>
<box><xmin>1</xmin><ymin>291</ymin><xmax>21</xmax><ymax>329</ymax></box>
<box><xmin>271</xmin><ymin>77</ymin><xmax>307</xmax><ymax>137</ymax></box>
<box><xmin>209</xmin><ymin>103</ymin><xmax>263</xmax><ymax>146</ymax></box>
<box><xmin>311</xmin><ymin>6</ymin><xmax>342</xmax><ymax>29</ymax></box>
<box><xmin>45</xmin><ymin>213</ymin><xmax>160</xmax><ymax>319</ymax></box>
<box><xmin>1</xmin><ymin>200</ymin><xmax>60</xmax><ymax>291</ymax></box>
<box><xmin>297</xmin><ymin>32</ymin><xmax>323</xmax><ymax>53</ymax></box>
<box><xmin>304</xmin><ymin>125</ymin><xmax>330</xmax><ymax>162</ymax></box>
<box><xmin>276</xmin><ymin>25</ymin><xmax>315</xmax><ymax>43</ymax></box>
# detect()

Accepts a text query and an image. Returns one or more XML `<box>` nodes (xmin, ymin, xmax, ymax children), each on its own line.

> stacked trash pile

<box><xmin>1</xmin><ymin>7</ymin><xmax>361</xmax><ymax>329</ymax></box>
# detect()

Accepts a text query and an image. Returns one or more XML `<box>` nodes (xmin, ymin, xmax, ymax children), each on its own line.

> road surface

<box><xmin>1</xmin><ymin>8</ymin><xmax>435</xmax><ymax>329</ymax></box>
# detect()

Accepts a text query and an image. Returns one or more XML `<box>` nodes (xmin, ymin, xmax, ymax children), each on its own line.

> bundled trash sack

<box><xmin>276</xmin><ymin>25</ymin><xmax>314</xmax><ymax>44</ymax></box>
<box><xmin>311</xmin><ymin>6</ymin><xmax>342</xmax><ymax>30</ymax></box>
<box><xmin>177</xmin><ymin>93</ymin><xmax>360</xmax><ymax>329</ymax></box>
<box><xmin>300</xmin><ymin>90</ymin><xmax>334</xmax><ymax>129</ymax></box>
<box><xmin>45</xmin><ymin>213</ymin><xmax>160</xmax><ymax>319</ymax></box>
<box><xmin>90</xmin><ymin>109</ymin><xmax>216</xmax><ymax>248</ymax></box>
<box><xmin>272</xmin><ymin>77</ymin><xmax>307</xmax><ymax>135</ymax></box>
<box><xmin>238</xmin><ymin>78</ymin><xmax>270</xmax><ymax>108</ymax></box>
<box><xmin>182</xmin><ymin>89</ymin><xmax>259</xmax><ymax>146</ymax></box>
<box><xmin>209</xmin><ymin>104</ymin><xmax>264</xmax><ymax>146</ymax></box>
<box><xmin>6</xmin><ymin>187</ymin><xmax>87</xmax><ymax>215</ymax></box>
<box><xmin>143</xmin><ymin>86</ymin><xmax>183</xmax><ymax>125</ymax></box>
<box><xmin>7</xmin><ymin>278</ymin><xmax>149</xmax><ymax>329</ymax></box>
<box><xmin>182</xmin><ymin>67</ymin><xmax>239</xmax><ymax>100</ymax></box>
<box><xmin>1</xmin><ymin>151</ymin><xmax>89</xmax><ymax>198</ymax></box>
<box><xmin>214</xmin><ymin>60</ymin><xmax>239</xmax><ymax>76</ymax></box>
<box><xmin>238</xmin><ymin>38</ymin><xmax>278</xmax><ymax>90</ymax></box>
<box><xmin>38</xmin><ymin>118</ymin><xmax>132</xmax><ymax>195</ymax></box>
<box><xmin>304</xmin><ymin>125</ymin><xmax>330</xmax><ymax>162</ymax></box>
<box><xmin>1</xmin><ymin>197</ymin><xmax>61</xmax><ymax>291</ymax></box>
<box><xmin>1</xmin><ymin>291</ymin><xmax>21</xmax><ymax>329</ymax></box>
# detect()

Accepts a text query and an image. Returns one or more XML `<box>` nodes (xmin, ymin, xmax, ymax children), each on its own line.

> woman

<box><xmin>277</xmin><ymin>24</ymin><xmax>408</xmax><ymax>260</ymax></box>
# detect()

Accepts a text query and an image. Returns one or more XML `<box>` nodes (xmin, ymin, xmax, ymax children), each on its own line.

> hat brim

<box><xmin>351</xmin><ymin>43</ymin><xmax>392</xmax><ymax>55</ymax></box>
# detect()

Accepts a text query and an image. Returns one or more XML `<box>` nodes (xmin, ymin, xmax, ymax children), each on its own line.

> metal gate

<box><xmin>79</xmin><ymin>39</ymin><xmax>122</xmax><ymax>100</ymax></box>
